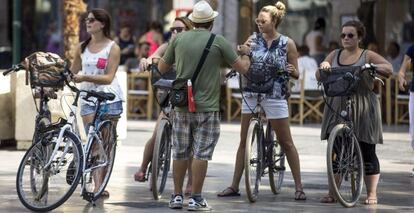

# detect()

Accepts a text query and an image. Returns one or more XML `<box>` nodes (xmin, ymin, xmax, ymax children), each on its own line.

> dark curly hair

<box><xmin>342</xmin><ymin>20</ymin><xmax>366</xmax><ymax>39</ymax></box>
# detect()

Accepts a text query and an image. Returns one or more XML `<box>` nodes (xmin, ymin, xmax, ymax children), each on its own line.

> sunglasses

<box><xmin>170</xmin><ymin>27</ymin><xmax>184</xmax><ymax>33</ymax></box>
<box><xmin>340</xmin><ymin>33</ymin><xmax>355</xmax><ymax>39</ymax></box>
<box><xmin>85</xmin><ymin>17</ymin><xmax>97</xmax><ymax>23</ymax></box>
<box><xmin>255</xmin><ymin>18</ymin><xmax>268</xmax><ymax>25</ymax></box>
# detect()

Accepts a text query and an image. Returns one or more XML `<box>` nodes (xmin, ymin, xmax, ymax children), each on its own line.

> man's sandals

<box><xmin>217</xmin><ymin>187</ymin><xmax>241</xmax><ymax>197</ymax></box>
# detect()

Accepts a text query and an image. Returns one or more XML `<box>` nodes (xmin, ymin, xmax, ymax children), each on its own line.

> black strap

<box><xmin>191</xmin><ymin>33</ymin><xmax>216</xmax><ymax>84</ymax></box>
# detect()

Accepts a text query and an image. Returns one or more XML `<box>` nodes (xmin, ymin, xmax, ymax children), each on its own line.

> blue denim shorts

<box><xmin>80</xmin><ymin>101</ymin><xmax>123</xmax><ymax>116</ymax></box>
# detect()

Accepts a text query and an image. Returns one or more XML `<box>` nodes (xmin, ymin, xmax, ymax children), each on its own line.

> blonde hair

<box><xmin>261</xmin><ymin>1</ymin><xmax>286</xmax><ymax>28</ymax></box>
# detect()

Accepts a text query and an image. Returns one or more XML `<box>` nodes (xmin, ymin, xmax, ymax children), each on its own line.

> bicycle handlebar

<box><xmin>3</xmin><ymin>64</ymin><xmax>25</xmax><ymax>76</ymax></box>
<box><xmin>225</xmin><ymin>69</ymin><xmax>237</xmax><ymax>79</ymax></box>
<box><xmin>319</xmin><ymin>63</ymin><xmax>377</xmax><ymax>74</ymax></box>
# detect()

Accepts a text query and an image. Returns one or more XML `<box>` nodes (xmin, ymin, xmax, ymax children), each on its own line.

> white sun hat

<box><xmin>188</xmin><ymin>1</ymin><xmax>219</xmax><ymax>23</ymax></box>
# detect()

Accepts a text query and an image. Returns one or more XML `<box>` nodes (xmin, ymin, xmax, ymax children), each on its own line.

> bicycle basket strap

<box><xmin>319</xmin><ymin>68</ymin><xmax>360</xmax><ymax>97</ymax></box>
<box><xmin>25</xmin><ymin>51</ymin><xmax>66</xmax><ymax>88</ymax></box>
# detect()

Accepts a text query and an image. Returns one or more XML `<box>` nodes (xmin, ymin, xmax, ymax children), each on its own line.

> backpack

<box><xmin>25</xmin><ymin>51</ymin><xmax>66</xmax><ymax>88</ymax></box>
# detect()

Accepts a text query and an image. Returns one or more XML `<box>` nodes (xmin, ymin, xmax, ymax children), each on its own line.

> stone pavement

<box><xmin>0</xmin><ymin>121</ymin><xmax>413</xmax><ymax>212</ymax></box>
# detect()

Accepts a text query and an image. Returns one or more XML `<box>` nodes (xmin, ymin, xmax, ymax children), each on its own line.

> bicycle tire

<box><xmin>151</xmin><ymin>119</ymin><xmax>172</xmax><ymax>200</ymax></box>
<box><xmin>244</xmin><ymin>119</ymin><xmax>263</xmax><ymax>203</ymax></box>
<box><xmin>327</xmin><ymin>124</ymin><xmax>364</xmax><ymax>208</ymax></box>
<box><xmin>266</xmin><ymin>122</ymin><xmax>285</xmax><ymax>194</ymax></box>
<box><xmin>16</xmin><ymin>130</ymin><xmax>83</xmax><ymax>212</ymax></box>
<box><xmin>83</xmin><ymin>120</ymin><xmax>117</xmax><ymax>201</ymax></box>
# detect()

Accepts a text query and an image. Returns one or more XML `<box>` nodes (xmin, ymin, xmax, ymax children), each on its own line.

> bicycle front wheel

<box><xmin>327</xmin><ymin>124</ymin><xmax>364</xmax><ymax>208</ymax></box>
<box><xmin>83</xmin><ymin>120</ymin><xmax>117</xmax><ymax>201</ymax></box>
<box><xmin>16</xmin><ymin>130</ymin><xmax>83</xmax><ymax>212</ymax></box>
<box><xmin>266</xmin><ymin>122</ymin><xmax>285</xmax><ymax>194</ymax></box>
<box><xmin>151</xmin><ymin>119</ymin><xmax>172</xmax><ymax>200</ymax></box>
<box><xmin>244</xmin><ymin>119</ymin><xmax>263</xmax><ymax>203</ymax></box>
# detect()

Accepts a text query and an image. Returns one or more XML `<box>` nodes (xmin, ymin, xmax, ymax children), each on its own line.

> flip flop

<box><xmin>217</xmin><ymin>187</ymin><xmax>241</xmax><ymax>197</ymax></box>
<box><xmin>134</xmin><ymin>171</ymin><xmax>146</xmax><ymax>182</ymax></box>
<box><xmin>320</xmin><ymin>195</ymin><xmax>336</xmax><ymax>203</ymax></box>
<box><xmin>364</xmin><ymin>198</ymin><xmax>378</xmax><ymax>205</ymax></box>
<box><xmin>294</xmin><ymin>190</ymin><xmax>307</xmax><ymax>200</ymax></box>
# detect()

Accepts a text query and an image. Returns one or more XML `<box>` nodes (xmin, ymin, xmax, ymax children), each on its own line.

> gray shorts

<box><xmin>242</xmin><ymin>97</ymin><xmax>288</xmax><ymax>119</ymax></box>
<box><xmin>172</xmin><ymin>111</ymin><xmax>220</xmax><ymax>161</ymax></box>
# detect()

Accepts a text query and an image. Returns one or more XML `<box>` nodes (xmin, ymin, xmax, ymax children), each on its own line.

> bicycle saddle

<box><xmin>85</xmin><ymin>90</ymin><xmax>115</xmax><ymax>101</ymax></box>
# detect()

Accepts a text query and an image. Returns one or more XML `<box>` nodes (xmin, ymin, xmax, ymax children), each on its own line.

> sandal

<box><xmin>364</xmin><ymin>198</ymin><xmax>378</xmax><ymax>205</ymax></box>
<box><xmin>101</xmin><ymin>190</ymin><xmax>110</xmax><ymax>198</ymax></box>
<box><xmin>217</xmin><ymin>187</ymin><xmax>241</xmax><ymax>197</ymax></box>
<box><xmin>294</xmin><ymin>190</ymin><xmax>307</xmax><ymax>200</ymax></box>
<box><xmin>320</xmin><ymin>195</ymin><xmax>336</xmax><ymax>203</ymax></box>
<box><xmin>134</xmin><ymin>170</ymin><xmax>146</xmax><ymax>182</ymax></box>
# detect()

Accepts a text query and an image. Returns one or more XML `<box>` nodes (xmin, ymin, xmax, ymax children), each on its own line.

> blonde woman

<box><xmin>217</xmin><ymin>2</ymin><xmax>306</xmax><ymax>200</ymax></box>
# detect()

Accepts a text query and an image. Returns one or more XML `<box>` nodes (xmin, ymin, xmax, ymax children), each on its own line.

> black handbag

<box><xmin>169</xmin><ymin>34</ymin><xmax>216</xmax><ymax>107</ymax></box>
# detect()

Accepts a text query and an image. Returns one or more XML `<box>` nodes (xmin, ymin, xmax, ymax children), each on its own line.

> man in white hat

<box><xmin>157</xmin><ymin>0</ymin><xmax>251</xmax><ymax>211</ymax></box>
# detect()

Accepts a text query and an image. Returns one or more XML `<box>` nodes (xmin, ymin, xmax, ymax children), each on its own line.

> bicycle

<box><xmin>7</xmin><ymin>64</ymin><xmax>119</xmax><ymax>211</ymax></box>
<box><xmin>226</xmin><ymin>70</ymin><xmax>286</xmax><ymax>203</ymax></box>
<box><xmin>319</xmin><ymin>63</ymin><xmax>382</xmax><ymax>207</ymax></box>
<box><xmin>146</xmin><ymin>59</ymin><xmax>173</xmax><ymax>200</ymax></box>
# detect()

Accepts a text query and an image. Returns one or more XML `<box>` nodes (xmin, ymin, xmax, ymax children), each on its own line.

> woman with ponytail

<box><xmin>70</xmin><ymin>8</ymin><xmax>124</xmax><ymax>198</ymax></box>
<box><xmin>217</xmin><ymin>2</ymin><xmax>306</xmax><ymax>200</ymax></box>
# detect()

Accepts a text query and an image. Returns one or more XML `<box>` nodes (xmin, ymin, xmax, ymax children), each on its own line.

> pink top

<box><xmin>145</xmin><ymin>31</ymin><xmax>160</xmax><ymax>56</ymax></box>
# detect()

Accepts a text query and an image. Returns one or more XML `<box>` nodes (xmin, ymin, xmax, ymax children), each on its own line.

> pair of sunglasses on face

<box><xmin>84</xmin><ymin>17</ymin><xmax>97</xmax><ymax>24</ymax></box>
<box><xmin>340</xmin><ymin>33</ymin><xmax>356</xmax><ymax>39</ymax></box>
<box><xmin>255</xmin><ymin>18</ymin><xmax>268</xmax><ymax>25</ymax></box>
<box><xmin>170</xmin><ymin>27</ymin><xmax>184</xmax><ymax>33</ymax></box>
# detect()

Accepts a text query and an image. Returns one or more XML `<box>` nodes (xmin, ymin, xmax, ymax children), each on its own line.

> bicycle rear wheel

<box><xmin>83</xmin><ymin>120</ymin><xmax>117</xmax><ymax>201</ymax></box>
<box><xmin>16</xmin><ymin>130</ymin><xmax>83</xmax><ymax>212</ymax></box>
<box><xmin>266</xmin><ymin>122</ymin><xmax>285</xmax><ymax>194</ymax></box>
<box><xmin>244</xmin><ymin>119</ymin><xmax>263</xmax><ymax>203</ymax></box>
<box><xmin>327</xmin><ymin>124</ymin><xmax>364</xmax><ymax>207</ymax></box>
<box><xmin>151</xmin><ymin>119</ymin><xmax>172</xmax><ymax>200</ymax></box>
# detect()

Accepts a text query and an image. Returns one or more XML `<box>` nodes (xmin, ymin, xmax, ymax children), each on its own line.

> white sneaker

<box><xmin>188</xmin><ymin>197</ymin><xmax>211</xmax><ymax>211</ymax></box>
<box><xmin>169</xmin><ymin>194</ymin><xmax>183</xmax><ymax>209</ymax></box>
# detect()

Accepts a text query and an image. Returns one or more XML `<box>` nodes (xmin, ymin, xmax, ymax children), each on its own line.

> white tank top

<box><xmin>80</xmin><ymin>41</ymin><xmax>124</xmax><ymax>105</ymax></box>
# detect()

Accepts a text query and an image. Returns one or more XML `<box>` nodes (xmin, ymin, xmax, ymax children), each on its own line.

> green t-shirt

<box><xmin>162</xmin><ymin>29</ymin><xmax>239</xmax><ymax>112</ymax></box>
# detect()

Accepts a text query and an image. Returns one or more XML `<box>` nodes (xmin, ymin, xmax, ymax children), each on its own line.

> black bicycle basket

<box><xmin>319</xmin><ymin>67</ymin><xmax>360</xmax><ymax>97</ymax></box>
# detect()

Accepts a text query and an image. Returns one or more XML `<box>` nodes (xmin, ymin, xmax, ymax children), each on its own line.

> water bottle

<box><xmin>187</xmin><ymin>80</ymin><xmax>196</xmax><ymax>112</ymax></box>
<box><xmin>250</xmin><ymin>32</ymin><xmax>259</xmax><ymax>51</ymax></box>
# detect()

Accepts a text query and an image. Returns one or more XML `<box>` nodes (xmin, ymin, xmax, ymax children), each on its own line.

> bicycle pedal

<box><xmin>275</xmin><ymin>166</ymin><xmax>286</xmax><ymax>171</ymax></box>
<box><xmin>82</xmin><ymin>192</ymin><xmax>95</xmax><ymax>202</ymax></box>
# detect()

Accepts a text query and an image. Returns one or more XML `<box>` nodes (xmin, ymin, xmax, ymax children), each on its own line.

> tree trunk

<box><xmin>63</xmin><ymin>0</ymin><xmax>87</xmax><ymax>62</ymax></box>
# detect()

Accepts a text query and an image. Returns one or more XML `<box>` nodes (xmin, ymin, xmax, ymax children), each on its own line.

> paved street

<box><xmin>1</xmin><ymin>121</ymin><xmax>413</xmax><ymax>212</ymax></box>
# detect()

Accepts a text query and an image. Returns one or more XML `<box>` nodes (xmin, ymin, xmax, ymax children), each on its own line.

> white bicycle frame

<box><xmin>42</xmin><ymin>91</ymin><xmax>111</xmax><ymax>193</ymax></box>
